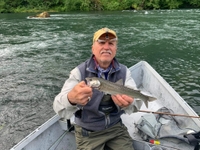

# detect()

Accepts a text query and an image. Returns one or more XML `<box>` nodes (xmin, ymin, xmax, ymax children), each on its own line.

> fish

<box><xmin>85</xmin><ymin>77</ymin><xmax>156</xmax><ymax>108</ymax></box>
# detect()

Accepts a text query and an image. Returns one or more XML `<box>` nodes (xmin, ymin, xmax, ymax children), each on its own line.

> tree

<box><xmin>0</xmin><ymin>0</ymin><xmax>200</xmax><ymax>13</ymax></box>
<box><xmin>189</xmin><ymin>0</ymin><xmax>200</xmax><ymax>7</ymax></box>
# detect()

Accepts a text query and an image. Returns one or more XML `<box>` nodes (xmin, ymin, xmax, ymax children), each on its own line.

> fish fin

<box><xmin>144</xmin><ymin>101</ymin><xmax>148</xmax><ymax>108</ymax></box>
<box><xmin>115</xmin><ymin>79</ymin><xmax>123</xmax><ymax>85</ymax></box>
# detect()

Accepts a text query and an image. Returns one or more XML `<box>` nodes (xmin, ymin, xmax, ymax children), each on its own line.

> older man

<box><xmin>53</xmin><ymin>28</ymin><xmax>137</xmax><ymax>150</ymax></box>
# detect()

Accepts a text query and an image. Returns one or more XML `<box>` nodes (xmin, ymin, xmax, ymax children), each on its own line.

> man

<box><xmin>53</xmin><ymin>28</ymin><xmax>139</xmax><ymax>150</ymax></box>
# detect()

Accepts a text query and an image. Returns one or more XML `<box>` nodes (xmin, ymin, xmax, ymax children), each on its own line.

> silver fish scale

<box><xmin>96</xmin><ymin>78</ymin><xmax>148</xmax><ymax>100</ymax></box>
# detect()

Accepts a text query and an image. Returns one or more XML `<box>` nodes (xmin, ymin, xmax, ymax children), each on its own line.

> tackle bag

<box><xmin>136</xmin><ymin>107</ymin><xmax>200</xmax><ymax>150</ymax></box>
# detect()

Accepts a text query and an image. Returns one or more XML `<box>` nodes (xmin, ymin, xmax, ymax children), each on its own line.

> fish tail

<box><xmin>148</xmin><ymin>97</ymin><xmax>157</xmax><ymax>102</ymax></box>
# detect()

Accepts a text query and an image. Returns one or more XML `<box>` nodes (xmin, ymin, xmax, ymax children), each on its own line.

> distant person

<box><xmin>53</xmin><ymin>27</ymin><xmax>140</xmax><ymax>150</ymax></box>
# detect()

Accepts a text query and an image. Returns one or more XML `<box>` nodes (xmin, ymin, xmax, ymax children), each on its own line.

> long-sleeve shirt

<box><xmin>53</xmin><ymin>65</ymin><xmax>142</xmax><ymax>120</ymax></box>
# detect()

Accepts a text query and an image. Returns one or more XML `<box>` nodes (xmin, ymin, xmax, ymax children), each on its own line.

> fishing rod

<box><xmin>139</xmin><ymin>110</ymin><xmax>200</xmax><ymax>118</ymax></box>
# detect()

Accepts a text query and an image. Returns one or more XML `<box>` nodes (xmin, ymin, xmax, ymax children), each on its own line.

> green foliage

<box><xmin>100</xmin><ymin>0</ymin><xmax>136</xmax><ymax>11</ymax></box>
<box><xmin>146</xmin><ymin>0</ymin><xmax>161</xmax><ymax>9</ymax></box>
<box><xmin>63</xmin><ymin>0</ymin><xmax>92</xmax><ymax>11</ymax></box>
<box><xmin>118</xmin><ymin>0</ymin><xmax>135</xmax><ymax>10</ymax></box>
<box><xmin>164</xmin><ymin>0</ymin><xmax>183</xmax><ymax>9</ymax></box>
<box><xmin>80</xmin><ymin>0</ymin><xmax>91</xmax><ymax>11</ymax></box>
<box><xmin>26</xmin><ymin>0</ymin><xmax>52</xmax><ymax>9</ymax></box>
<box><xmin>90</xmin><ymin>0</ymin><xmax>103</xmax><ymax>10</ymax></box>
<box><xmin>189</xmin><ymin>0</ymin><xmax>200</xmax><ymax>7</ymax></box>
<box><xmin>0</xmin><ymin>0</ymin><xmax>200</xmax><ymax>13</ymax></box>
<box><xmin>101</xmin><ymin>0</ymin><xmax>120</xmax><ymax>10</ymax></box>
<box><xmin>0</xmin><ymin>0</ymin><xmax>6</xmax><ymax>12</ymax></box>
<box><xmin>131</xmin><ymin>0</ymin><xmax>145</xmax><ymax>10</ymax></box>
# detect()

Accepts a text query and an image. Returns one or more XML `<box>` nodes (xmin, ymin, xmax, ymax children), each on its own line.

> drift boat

<box><xmin>10</xmin><ymin>61</ymin><xmax>200</xmax><ymax>150</ymax></box>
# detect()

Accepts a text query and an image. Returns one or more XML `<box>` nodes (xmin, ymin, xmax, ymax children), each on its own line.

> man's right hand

<box><xmin>67</xmin><ymin>81</ymin><xmax>93</xmax><ymax>106</ymax></box>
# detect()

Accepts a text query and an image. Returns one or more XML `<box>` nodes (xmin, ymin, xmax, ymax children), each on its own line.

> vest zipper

<box><xmin>105</xmin><ymin>114</ymin><xmax>110</xmax><ymax>128</ymax></box>
<box><xmin>99</xmin><ymin>111</ymin><xmax>110</xmax><ymax>129</ymax></box>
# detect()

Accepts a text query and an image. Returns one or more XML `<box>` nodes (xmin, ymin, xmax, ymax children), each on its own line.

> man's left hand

<box><xmin>111</xmin><ymin>95</ymin><xmax>134</xmax><ymax>108</ymax></box>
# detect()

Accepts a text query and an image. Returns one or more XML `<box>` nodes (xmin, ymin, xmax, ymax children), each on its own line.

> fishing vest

<box><xmin>74</xmin><ymin>56</ymin><xmax>127</xmax><ymax>131</ymax></box>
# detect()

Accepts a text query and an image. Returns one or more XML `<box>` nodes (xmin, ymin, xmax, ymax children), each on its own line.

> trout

<box><xmin>86</xmin><ymin>77</ymin><xmax>156</xmax><ymax>108</ymax></box>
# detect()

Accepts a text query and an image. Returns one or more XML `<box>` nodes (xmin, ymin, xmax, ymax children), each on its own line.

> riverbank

<box><xmin>1</xmin><ymin>0</ymin><xmax>200</xmax><ymax>13</ymax></box>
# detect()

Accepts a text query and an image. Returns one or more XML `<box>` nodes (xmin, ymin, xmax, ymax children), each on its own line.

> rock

<box><xmin>29</xmin><ymin>11</ymin><xmax>50</xmax><ymax>18</ymax></box>
<box><xmin>36</xmin><ymin>11</ymin><xmax>50</xmax><ymax>18</ymax></box>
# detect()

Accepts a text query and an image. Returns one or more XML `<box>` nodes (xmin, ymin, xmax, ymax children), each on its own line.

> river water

<box><xmin>0</xmin><ymin>9</ymin><xmax>200</xmax><ymax>149</ymax></box>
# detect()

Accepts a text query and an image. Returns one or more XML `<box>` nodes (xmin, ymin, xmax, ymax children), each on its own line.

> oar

<box><xmin>139</xmin><ymin>110</ymin><xmax>200</xmax><ymax>118</ymax></box>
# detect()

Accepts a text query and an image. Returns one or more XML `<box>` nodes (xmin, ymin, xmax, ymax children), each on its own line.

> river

<box><xmin>0</xmin><ymin>9</ymin><xmax>200</xmax><ymax>149</ymax></box>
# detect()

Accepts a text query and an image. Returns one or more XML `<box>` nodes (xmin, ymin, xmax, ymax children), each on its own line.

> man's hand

<box><xmin>111</xmin><ymin>94</ymin><xmax>134</xmax><ymax>108</ymax></box>
<box><xmin>68</xmin><ymin>81</ymin><xmax>93</xmax><ymax>106</ymax></box>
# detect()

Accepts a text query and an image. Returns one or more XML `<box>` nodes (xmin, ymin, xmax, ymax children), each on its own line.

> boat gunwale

<box><xmin>10</xmin><ymin>115</ymin><xmax>60</xmax><ymax>150</ymax></box>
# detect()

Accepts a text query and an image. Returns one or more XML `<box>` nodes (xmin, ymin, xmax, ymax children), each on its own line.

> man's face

<box><xmin>92</xmin><ymin>33</ymin><xmax>117</xmax><ymax>68</ymax></box>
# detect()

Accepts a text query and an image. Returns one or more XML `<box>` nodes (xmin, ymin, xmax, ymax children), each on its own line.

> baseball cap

<box><xmin>93</xmin><ymin>28</ymin><xmax>117</xmax><ymax>43</ymax></box>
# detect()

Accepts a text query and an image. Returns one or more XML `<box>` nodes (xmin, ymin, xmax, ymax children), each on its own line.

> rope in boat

<box><xmin>47</xmin><ymin>125</ymin><xmax>74</xmax><ymax>150</ymax></box>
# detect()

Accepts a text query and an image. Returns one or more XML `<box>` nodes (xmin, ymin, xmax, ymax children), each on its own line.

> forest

<box><xmin>0</xmin><ymin>0</ymin><xmax>200</xmax><ymax>13</ymax></box>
